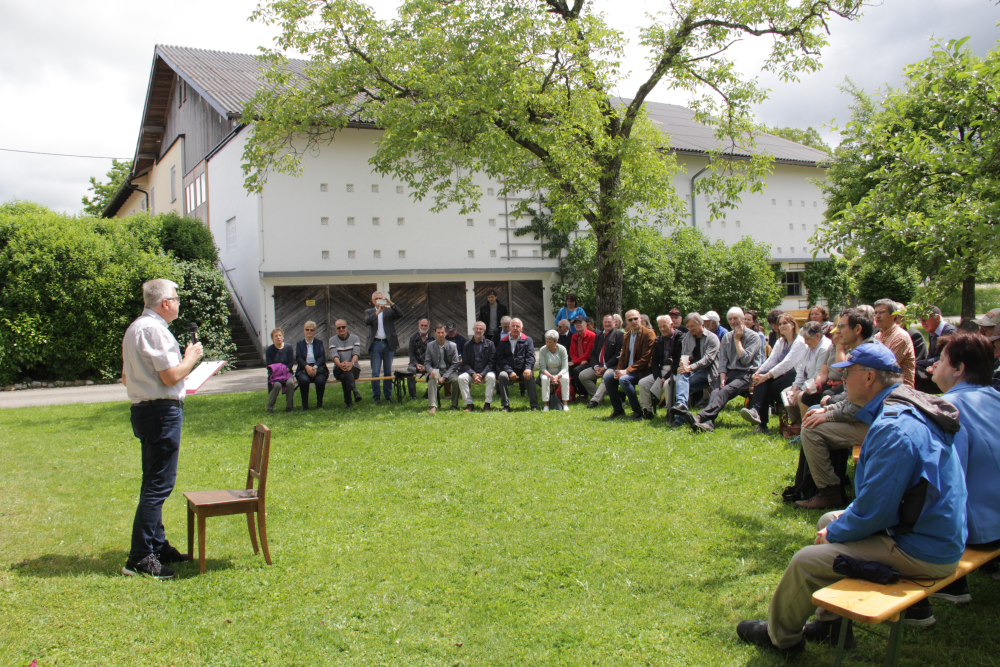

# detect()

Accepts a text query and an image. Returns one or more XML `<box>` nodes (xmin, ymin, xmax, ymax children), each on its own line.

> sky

<box><xmin>1</xmin><ymin>0</ymin><xmax>997</xmax><ymax>215</ymax></box>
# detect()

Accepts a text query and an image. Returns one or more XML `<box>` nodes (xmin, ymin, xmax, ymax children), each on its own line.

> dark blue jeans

<box><xmin>370</xmin><ymin>339</ymin><xmax>394</xmax><ymax>399</ymax></box>
<box><xmin>604</xmin><ymin>369</ymin><xmax>641</xmax><ymax>414</ymax></box>
<box><xmin>129</xmin><ymin>403</ymin><xmax>183</xmax><ymax>562</ymax></box>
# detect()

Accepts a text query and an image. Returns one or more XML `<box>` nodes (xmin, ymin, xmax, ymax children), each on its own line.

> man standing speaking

<box><xmin>121</xmin><ymin>279</ymin><xmax>203</xmax><ymax>579</ymax></box>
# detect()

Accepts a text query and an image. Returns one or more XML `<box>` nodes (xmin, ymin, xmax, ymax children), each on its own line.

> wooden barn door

<box><xmin>510</xmin><ymin>280</ymin><xmax>545</xmax><ymax>344</ymax></box>
<box><xmin>473</xmin><ymin>281</ymin><xmax>510</xmax><ymax>326</ymax></box>
<box><xmin>389</xmin><ymin>282</ymin><xmax>468</xmax><ymax>354</ymax></box>
<box><xmin>327</xmin><ymin>284</ymin><xmax>377</xmax><ymax>356</ymax></box>
<box><xmin>273</xmin><ymin>286</ymin><xmax>329</xmax><ymax>346</ymax></box>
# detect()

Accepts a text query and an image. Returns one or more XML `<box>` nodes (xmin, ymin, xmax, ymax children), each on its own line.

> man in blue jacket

<box><xmin>737</xmin><ymin>344</ymin><xmax>968</xmax><ymax>654</ymax></box>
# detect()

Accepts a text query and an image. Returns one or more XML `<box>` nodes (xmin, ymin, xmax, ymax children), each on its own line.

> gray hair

<box><xmin>544</xmin><ymin>329</ymin><xmax>559</xmax><ymax>341</ymax></box>
<box><xmin>558</xmin><ymin>319</ymin><xmax>571</xmax><ymax>328</ymax></box>
<box><xmin>857</xmin><ymin>304</ymin><xmax>875</xmax><ymax>321</ymax></box>
<box><xmin>726</xmin><ymin>306</ymin><xmax>745</xmax><ymax>320</ymax></box>
<box><xmin>800</xmin><ymin>321</ymin><xmax>824</xmax><ymax>338</ymax></box>
<box><xmin>143</xmin><ymin>279</ymin><xmax>178</xmax><ymax>308</ymax></box>
<box><xmin>874</xmin><ymin>299</ymin><xmax>896</xmax><ymax>313</ymax></box>
<box><xmin>685</xmin><ymin>312</ymin><xmax>703</xmax><ymax>325</ymax></box>
<box><xmin>852</xmin><ymin>364</ymin><xmax>903</xmax><ymax>387</ymax></box>
<box><xmin>500</xmin><ymin>315</ymin><xmax>512</xmax><ymax>325</ymax></box>
<box><xmin>656</xmin><ymin>314</ymin><xmax>671</xmax><ymax>325</ymax></box>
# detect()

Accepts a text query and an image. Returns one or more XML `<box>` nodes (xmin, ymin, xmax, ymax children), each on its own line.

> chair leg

<box><xmin>247</xmin><ymin>511</ymin><xmax>259</xmax><ymax>554</ymax></box>
<box><xmin>198</xmin><ymin>513</ymin><xmax>207</xmax><ymax>575</ymax></box>
<box><xmin>187</xmin><ymin>503</ymin><xmax>194</xmax><ymax>560</ymax></box>
<box><xmin>257</xmin><ymin>506</ymin><xmax>272</xmax><ymax>565</ymax></box>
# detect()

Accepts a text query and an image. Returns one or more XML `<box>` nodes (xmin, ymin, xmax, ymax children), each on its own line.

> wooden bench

<box><xmin>813</xmin><ymin>542</ymin><xmax>1000</xmax><ymax>666</ymax></box>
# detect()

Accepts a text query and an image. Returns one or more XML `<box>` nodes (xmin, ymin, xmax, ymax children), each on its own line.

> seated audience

<box><xmin>406</xmin><ymin>318</ymin><xmax>431</xmax><ymax>399</ymax></box>
<box><xmin>741</xmin><ymin>314</ymin><xmax>806</xmax><ymax>433</ymax></box>
<box><xmin>928</xmin><ymin>333</ymin><xmax>1000</xmax><ymax>606</ymax></box>
<box><xmin>329</xmin><ymin>319</ymin><xmax>363</xmax><ymax>408</ymax></box>
<box><xmin>295</xmin><ymin>321</ymin><xmax>328</xmax><ymax>410</ymax></box>
<box><xmin>265</xmin><ymin>327</ymin><xmax>296</xmax><ymax>414</ymax></box>
<box><xmin>640</xmin><ymin>314</ymin><xmax>652</xmax><ymax>330</ymax></box>
<box><xmin>581</xmin><ymin>315</ymin><xmax>624</xmax><ymax>407</ymax></box>
<box><xmin>784</xmin><ymin>322</ymin><xmax>834</xmax><ymax>427</ymax></box>
<box><xmin>873</xmin><ymin>299</ymin><xmax>916</xmax><ymax>387</ymax></box>
<box><xmin>670</xmin><ymin>308</ymin><xmax>688</xmax><ymax>334</ymax></box>
<box><xmin>958</xmin><ymin>320</ymin><xmax>981</xmax><ymax>334</ymax></box>
<box><xmin>496</xmin><ymin>318</ymin><xmax>538</xmax><ymax>411</ymax></box>
<box><xmin>974</xmin><ymin>307</ymin><xmax>998</xmax><ymax>339</ymax></box>
<box><xmin>793</xmin><ymin>308</ymin><xmax>876</xmax><ymax>510</ymax></box>
<box><xmin>915</xmin><ymin>306</ymin><xmax>957</xmax><ymax>393</ymax></box>
<box><xmin>444</xmin><ymin>322</ymin><xmax>467</xmax><ymax>357</ymax></box>
<box><xmin>638</xmin><ymin>315</ymin><xmax>683</xmax><ymax>419</ymax></box>
<box><xmin>744</xmin><ymin>309</ymin><xmax>767</xmax><ymax>365</ymax></box>
<box><xmin>555</xmin><ymin>293</ymin><xmax>586</xmax><ymax>326</ymax></box>
<box><xmin>557</xmin><ymin>319</ymin><xmax>573</xmax><ymax>350</ymax></box>
<box><xmin>568</xmin><ymin>318</ymin><xmax>596</xmax><ymax>398</ymax></box>
<box><xmin>539</xmin><ymin>330</ymin><xmax>571</xmax><ymax>412</ymax></box>
<box><xmin>604</xmin><ymin>309</ymin><xmax>656</xmax><ymax>419</ymax></box>
<box><xmin>684</xmin><ymin>307</ymin><xmax>762</xmax><ymax>433</ymax></box>
<box><xmin>856</xmin><ymin>304</ymin><xmax>875</xmax><ymax>321</ymax></box>
<box><xmin>766</xmin><ymin>309</ymin><xmax>784</xmax><ymax>348</ymax></box>
<box><xmin>476</xmin><ymin>289</ymin><xmax>508</xmax><ymax>346</ymax></box>
<box><xmin>704</xmin><ymin>311</ymin><xmax>729</xmax><ymax>340</ymax></box>
<box><xmin>671</xmin><ymin>313</ymin><xmax>720</xmax><ymax>426</ymax></box>
<box><xmin>613</xmin><ymin>313</ymin><xmax>625</xmax><ymax>331</ymax></box>
<box><xmin>425</xmin><ymin>323</ymin><xmax>461</xmax><ymax>414</ymax></box>
<box><xmin>809</xmin><ymin>305</ymin><xmax>833</xmax><ymax>328</ymax></box>
<box><xmin>458</xmin><ymin>321</ymin><xmax>496</xmax><ymax>412</ymax></box>
<box><xmin>737</xmin><ymin>343</ymin><xmax>967</xmax><ymax>654</ymax></box>
<box><xmin>584</xmin><ymin>317</ymin><xmax>596</xmax><ymax>332</ymax></box>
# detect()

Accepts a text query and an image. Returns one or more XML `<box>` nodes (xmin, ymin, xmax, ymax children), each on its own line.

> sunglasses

<box><xmin>627</xmin><ymin>317</ymin><xmax>640</xmax><ymax>322</ymax></box>
<box><xmin>304</xmin><ymin>328</ymin><xmax>315</xmax><ymax>331</ymax></box>
<box><xmin>336</xmin><ymin>326</ymin><xmax>347</xmax><ymax>330</ymax></box>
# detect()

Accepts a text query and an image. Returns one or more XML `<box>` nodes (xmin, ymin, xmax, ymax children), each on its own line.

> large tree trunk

<box><xmin>961</xmin><ymin>273</ymin><xmax>977</xmax><ymax>323</ymax></box>
<box><xmin>593</xmin><ymin>224</ymin><xmax>623</xmax><ymax>318</ymax></box>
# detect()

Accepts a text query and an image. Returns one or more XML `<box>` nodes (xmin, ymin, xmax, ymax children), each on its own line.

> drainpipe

<box><xmin>132</xmin><ymin>185</ymin><xmax>151</xmax><ymax>214</ymax></box>
<box><xmin>689</xmin><ymin>158</ymin><xmax>711</xmax><ymax>228</ymax></box>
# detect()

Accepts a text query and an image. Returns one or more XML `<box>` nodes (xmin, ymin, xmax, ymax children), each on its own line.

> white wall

<box><xmin>206</xmin><ymin>129</ymin><xmax>263</xmax><ymax>339</ymax></box>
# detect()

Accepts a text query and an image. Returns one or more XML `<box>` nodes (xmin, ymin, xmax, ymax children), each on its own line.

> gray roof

<box><xmin>152</xmin><ymin>46</ymin><xmax>828</xmax><ymax>164</ymax></box>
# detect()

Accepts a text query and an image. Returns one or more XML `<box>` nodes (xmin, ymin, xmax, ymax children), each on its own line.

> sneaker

<box><xmin>736</xmin><ymin>620</ymin><xmax>804</xmax><ymax>654</ymax></box>
<box><xmin>122</xmin><ymin>554</ymin><xmax>175</xmax><ymax>580</ymax></box>
<box><xmin>788</xmin><ymin>434</ymin><xmax>802</xmax><ymax>445</ymax></box>
<box><xmin>740</xmin><ymin>407</ymin><xmax>761</xmax><ymax>425</ymax></box>
<box><xmin>587</xmin><ymin>401</ymin><xmax>599</xmax><ymax>409</ymax></box>
<box><xmin>158</xmin><ymin>540</ymin><xmax>189</xmax><ymax>564</ymax></box>
<box><xmin>930</xmin><ymin>577</ymin><xmax>972</xmax><ymax>604</ymax></box>
<box><xmin>543</xmin><ymin>405</ymin><xmax>549</xmax><ymax>412</ymax></box>
<box><xmin>903</xmin><ymin>598</ymin><xmax>936</xmax><ymax>627</ymax></box>
<box><xmin>803</xmin><ymin>618</ymin><xmax>856</xmax><ymax>650</ymax></box>
<box><xmin>562</xmin><ymin>404</ymin><xmax>570</xmax><ymax>412</ymax></box>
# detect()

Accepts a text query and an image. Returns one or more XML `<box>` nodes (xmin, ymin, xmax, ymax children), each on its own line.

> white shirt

<box><xmin>305</xmin><ymin>341</ymin><xmax>316</xmax><ymax>364</ymax></box>
<box><xmin>122</xmin><ymin>308</ymin><xmax>184</xmax><ymax>403</ymax></box>
<box><xmin>376</xmin><ymin>311</ymin><xmax>387</xmax><ymax>339</ymax></box>
<box><xmin>510</xmin><ymin>336</ymin><xmax>518</xmax><ymax>353</ymax></box>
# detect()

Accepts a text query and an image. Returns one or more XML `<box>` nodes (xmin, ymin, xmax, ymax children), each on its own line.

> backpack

<box><xmin>781</xmin><ymin>448</ymin><xmax>853</xmax><ymax>505</ymax></box>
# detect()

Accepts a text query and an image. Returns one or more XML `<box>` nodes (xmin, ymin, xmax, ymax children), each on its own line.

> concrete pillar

<box><xmin>465</xmin><ymin>278</ymin><xmax>476</xmax><ymax>336</ymax></box>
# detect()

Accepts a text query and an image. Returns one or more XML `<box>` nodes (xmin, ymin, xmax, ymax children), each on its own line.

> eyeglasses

<box><xmin>164</xmin><ymin>297</ymin><xmax>180</xmax><ymax>303</ymax></box>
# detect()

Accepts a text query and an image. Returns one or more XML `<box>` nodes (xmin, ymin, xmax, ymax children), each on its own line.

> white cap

<box><xmin>974</xmin><ymin>308</ymin><xmax>1000</xmax><ymax>327</ymax></box>
<box><xmin>704</xmin><ymin>310</ymin><xmax>721</xmax><ymax>323</ymax></box>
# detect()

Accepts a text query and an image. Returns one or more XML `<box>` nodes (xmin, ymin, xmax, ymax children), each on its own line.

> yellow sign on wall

<box><xmin>306</xmin><ymin>299</ymin><xmax>316</xmax><ymax>307</ymax></box>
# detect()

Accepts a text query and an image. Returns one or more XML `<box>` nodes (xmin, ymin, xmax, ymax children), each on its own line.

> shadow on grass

<box><xmin>9</xmin><ymin>549</ymin><xmax>233</xmax><ymax>579</ymax></box>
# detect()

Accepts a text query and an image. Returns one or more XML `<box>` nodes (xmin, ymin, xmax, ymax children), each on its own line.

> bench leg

<box><xmin>884</xmin><ymin>612</ymin><xmax>905</xmax><ymax>667</ymax></box>
<box><xmin>833</xmin><ymin>616</ymin><xmax>850</xmax><ymax>667</ymax></box>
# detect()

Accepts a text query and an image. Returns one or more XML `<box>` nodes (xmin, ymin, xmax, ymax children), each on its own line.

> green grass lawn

<box><xmin>2</xmin><ymin>390</ymin><xmax>998</xmax><ymax>666</ymax></box>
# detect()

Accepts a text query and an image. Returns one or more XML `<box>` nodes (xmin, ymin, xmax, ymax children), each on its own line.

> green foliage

<box><xmin>244</xmin><ymin>0</ymin><xmax>862</xmax><ymax>315</ymax></box>
<box><xmin>512</xmin><ymin>207</ymin><xmax>571</xmax><ymax>259</ymax></box>
<box><xmin>765</xmin><ymin>125</ymin><xmax>832</xmax><ymax>154</ymax></box>
<box><xmin>553</xmin><ymin>225</ymin><xmax>782</xmax><ymax>318</ymax></box>
<box><xmin>0</xmin><ymin>203</ymin><xmax>233</xmax><ymax>383</ymax></box>
<box><xmin>928</xmin><ymin>285</ymin><xmax>1000</xmax><ymax>317</ymax></box>
<box><xmin>159</xmin><ymin>211</ymin><xmax>220</xmax><ymax>263</ymax></box>
<box><xmin>169</xmin><ymin>260</ymin><xmax>237</xmax><ymax>363</ymax></box>
<box><xmin>802</xmin><ymin>257</ymin><xmax>857</xmax><ymax>311</ymax></box>
<box><xmin>816</xmin><ymin>40</ymin><xmax>1000</xmax><ymax>318</ymax></box>
<box><xmin>81</xmin><ymin>159</ymin><xmax>132</xmax><ymax>216</ymax></box>
<box><xmin>857</xmin><ymin>261</ymin><xmax>921</xmax><ymax>305</ymax></box>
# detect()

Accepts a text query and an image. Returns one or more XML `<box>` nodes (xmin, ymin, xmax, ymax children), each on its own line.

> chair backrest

<box><xmin>246</xmin><ymin>424</ymin><xmax>272</xmax><ymax>501</ymax></box>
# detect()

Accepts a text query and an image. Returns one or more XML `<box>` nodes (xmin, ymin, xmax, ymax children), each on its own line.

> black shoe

<box><xmin>605</xmin><ymin>410</ymin><xmax>627</xmax><ymax>420</ymax></box>
<box><xmin>930</xmin><ymin>577</ymin><xmax>971</xmax><ymax>604</ymax></box>
<box><xmin>355</xmin><ymin>393</ymin><xmax>363</xmax><ymax>403</ymax></box>
<box><xmin>903</xmin><ymin>598</ymin><xmax>936</xmax><ymax>627</ymax></box>
<box><xmin>629</xmin><ymin>411</ymin><xmax>644</xmax><ymax>421</ymax></box>
<box><xmin>158</xmin><ymin>540</ymin><xmax>189</xmax><ymax>564</ymax></box>
<box><xmin>736</xmin><ymin>620</ymin><xmax>804</xmax><ymax>654</ymax></box>
<box><xmin>684</xmin><ymin>411</ymin><xmax>699</xmax><ymax>432</ymax></box>
<box><xmin>751</xmin><ymin>425</ymin><xmax>770</xmax><ymax>435</ymax></box>
<box><xmin>286</xmin><ymin>407</ymin><xmax>294</xmax><ymax>413</ymax></box>
<box><xmin>642</xmin><ymin>409</ymin><xmax>653</xmax><ymax>421</ymax></box>
<box><xmin>695</xmin><ymin>420</ymin><xmax>714</xmax><ymax>433</ymax></box>
<box><xmin>483</xmin><ymin>403</ymin><xmax>491</xmax><ymax>412</ymax></box>
<box><xmin>266</xmin><ymin>407</ymin><xmax>274</xmax><ymax>414</ymax></box>
<box><xmin>502</xmin><ymin>405</ymin><xmax>512</xmax><ymax>413</ymax></box>
<box><xmin>803</xmin><ymin>618</ymin><xmax>856</xmax><ymax>649</ymax></box>
<box><xmin>122</xmin><ymin>554</ymin><xmax>175</xmax><ymax>580</ymax></box>
<box><xmin>587</xmin><ymin>400</ymin><xmax>599</xmax><ymax>409</ymax></box>
<box><xmin>668</xmin><ymin>420</ymin><xmax>684</xmax><ymax>428</ymax></box>
<box><xmin>316</xmin><ymin>401</ymin><xmax>323</xmax><ymax>409</ymax></box>
<box><xmin>373</xmin><ymin>397</ymin><xmax>381</xmax><ymax>405</ymax></box>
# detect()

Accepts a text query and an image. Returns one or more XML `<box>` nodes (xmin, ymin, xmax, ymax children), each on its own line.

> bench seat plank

<box><xmin>813</xmin><ymin>544</ymin><xmax>1000</xmax><ymax>625</ymax></box>
<box><xmin>328</xmin><ymin>375</ymin><xmax>395</xmax><ymax>385</ymax></box>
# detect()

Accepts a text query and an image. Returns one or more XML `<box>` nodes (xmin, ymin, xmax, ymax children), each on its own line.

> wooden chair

<box><xmin>184</xmin><ymin>424</ymin><xmax>272</xmax><ymax>574</ymax></box>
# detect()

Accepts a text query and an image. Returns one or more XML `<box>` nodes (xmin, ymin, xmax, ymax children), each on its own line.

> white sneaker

<box><xmin>543</xmin><ymin>406</ymin><xmax>549</xmax><ymax>412</ymax></box>
<box><xmin>562</xmin><ymin>404</ymin><xmax>570</xmax><ymax>412</ymax></box>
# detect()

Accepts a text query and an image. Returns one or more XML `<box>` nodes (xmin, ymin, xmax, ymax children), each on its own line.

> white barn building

<box><xmin>106</xmin><ymin>46</ymin><xmax>829</xmax><ymax>355</ymax></box>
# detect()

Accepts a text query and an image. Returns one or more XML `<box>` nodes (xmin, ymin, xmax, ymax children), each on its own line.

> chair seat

<box><xmin>184</xmin><ymin>489</ymin><xmax>258</xmax><ymax>507</ymax></box>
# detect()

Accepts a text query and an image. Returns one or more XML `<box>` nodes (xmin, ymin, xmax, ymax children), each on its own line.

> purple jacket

<box><xmin>268</xmin><ymin>363</ymin><xmax>292</xmax><ymax>389</ymax></box>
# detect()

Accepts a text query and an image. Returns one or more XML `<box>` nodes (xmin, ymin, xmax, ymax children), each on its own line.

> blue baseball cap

<box><xmin>831</xmin><ymin>343</ymin><xmax>902</xmax><ymax>373</ymax></box>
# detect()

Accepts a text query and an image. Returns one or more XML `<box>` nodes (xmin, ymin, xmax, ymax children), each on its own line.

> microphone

<box><xmin>189</xmin><ymin>322</ymin><xmax>199</xmax><ymax>345</ymax></box>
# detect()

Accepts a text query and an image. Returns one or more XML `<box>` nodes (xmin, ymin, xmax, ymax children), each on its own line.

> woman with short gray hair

<box><xmin>539</xmin><ymin>329</ymin><xmax>570</xmax><ymax>412</ymax></box>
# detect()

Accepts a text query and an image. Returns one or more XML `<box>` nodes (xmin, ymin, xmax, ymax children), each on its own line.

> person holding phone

<box><xmin>364</xmin><ymin>290</ymin><xmax>403</xmax><ymax>403</ymax></box>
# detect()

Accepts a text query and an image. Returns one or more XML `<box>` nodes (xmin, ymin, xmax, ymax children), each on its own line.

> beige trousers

<box><xmin>801</xmin><ymin>420</ymin><xmax>869</xmax><ymax>488</ymax></box>
<box><xmin>767</xmin><ymin>511</ymin><xmax>958</xmax><ymax>648</ymax></box>
<box><xmin>428</xmin><ymin>372</ymin><xmax>460</xmax><ymax>408</ymax></box>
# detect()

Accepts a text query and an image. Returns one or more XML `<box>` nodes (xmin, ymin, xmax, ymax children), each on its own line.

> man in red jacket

<box><xmin>569</xmin><ymin>318</ymin><xmax>596</xmax><ymax>399</ymax></box>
